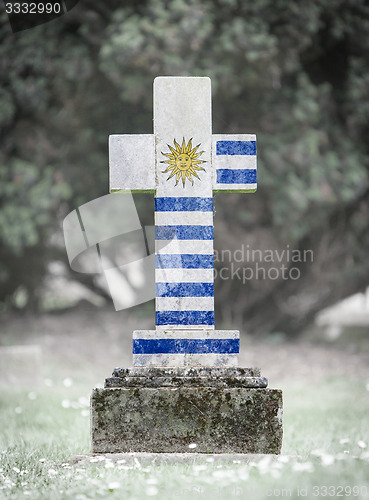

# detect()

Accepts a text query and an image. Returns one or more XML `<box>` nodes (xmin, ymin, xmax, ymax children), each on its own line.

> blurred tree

<box><xmin>0</xmin><ymin>0</ymin><xmax>368</xmax><ymax>333</ymax></box>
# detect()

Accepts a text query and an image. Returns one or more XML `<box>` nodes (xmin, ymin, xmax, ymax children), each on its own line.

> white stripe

<box><xmin>213</xmin><ymin>155</ymin><xmax>256</xmax><ymax>169</ymax></box>
<box><xmin>156</xmin><ymin>239</ymin><xmax>214</xmax><ymax>254</ymax></box>
<box><xmin>214</xmin><ymin>183</ymin><xmax>257</xmax><ymax>192</ymax></box>
<box><xmin>155</xmin><ymin>324</ymin><xmax>215</xmax><ymax>330</ymax></box>
<box><xmin>155</xmin><ymin>211</ymin><xmax>213</xmax><ymax>226</ymax></box>
<box><xmin>213</xmin><ymin>133</ymin><xmax>256</xmax><ymax>142</ymax></box>
<box><xmin>156</xmin><ymin>297</ymin><xmax>214</xmax><ymax>311</ymax></box>
<box><xmin>156</xmin><ymin>268</ymin><xmax>214</xmax><ymax>283</ymax></box>
<box><xmin>133</xmin><ymin>353</ymin><xmax>238</xmax><ymax>367</ymax></box>
<box><xmin>133</xmin><ymin>329</ymin><xmax>239</xmax><ymax>339</ymax></box>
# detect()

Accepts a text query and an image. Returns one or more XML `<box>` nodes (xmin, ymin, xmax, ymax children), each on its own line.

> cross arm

<box><xmin>109</xmin><ymin>134</ymin><xmax>156</xmax><ymax>193</ymax></box>
<box><xmin>212</xmin><ymin>134</ymin><xmax>257</xmax><ymax>193</ymax></box>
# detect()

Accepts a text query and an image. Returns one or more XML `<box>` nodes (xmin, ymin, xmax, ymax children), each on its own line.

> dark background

<box><xmin>1</xmin><ymin>0</ymin><xmax>369</xmax><ymax>336</ymax></box>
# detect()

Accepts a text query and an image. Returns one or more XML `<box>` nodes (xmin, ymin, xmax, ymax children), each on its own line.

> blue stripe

<box><xmin>216</xmin><ymin>140</ymin><xmax>256</xmax><ymax>156</ymax></box>
<box><xmin>156</xmin><ymin>282</ymin><xmax>214</xmax><ymax>297</ymax></box>
<box><xmin>155</xmin><ymin>225</ymin><xmax>213</xmax><ymax>240</ymax></box>
<box><xmin>156</xmin><ymin>254</ymin><xmax>214</xmax><ymax>269</ymax></box>
<box><xmin>216</xmin><ymin>169</ymin><xmax>257</xmax><ymax>184</ymax></box>
<box><xmin>155</xmin><ymin>311</ymin><xmax>215</xmax><ymax>327</ymax></box>
<box><xmin>133</xmin><ymin>338</ymin><xmax>238</xmax><ymax>353</ymax></box>
<box><xmin>155</xmin><ymin>197</ymin><xmax>213</xmax><ymax>212</ymax></box>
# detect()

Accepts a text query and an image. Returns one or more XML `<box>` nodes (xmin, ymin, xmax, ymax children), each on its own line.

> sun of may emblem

<box><xmin>161</xmin><ymin>138</ymin><xmax>206</xmax><ymax>187</ymax></box>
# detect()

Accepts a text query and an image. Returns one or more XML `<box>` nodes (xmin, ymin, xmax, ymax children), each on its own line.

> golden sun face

<box><xmin>161</xmin><ymin>138</ymin><xmax>206</xmax><ymax>187</ymax></box>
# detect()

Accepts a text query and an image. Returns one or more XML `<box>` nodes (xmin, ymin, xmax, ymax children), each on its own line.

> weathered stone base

<box><xmin>91</xmin><ymin>368</ymin><xmax>283</xmax><ymax>454</ymax></box>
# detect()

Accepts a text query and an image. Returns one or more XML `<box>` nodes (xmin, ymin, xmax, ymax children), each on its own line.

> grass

<box><xmin>0</xmin><ymin>377</ymin><xmax>369</xmax><ymax>499</ymax></box>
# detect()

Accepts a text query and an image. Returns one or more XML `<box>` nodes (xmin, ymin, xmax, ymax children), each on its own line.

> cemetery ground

<box><xmin>1</xmin><ymin>304</ymin><xmax>369</xmax><ymax>499</ymax></box>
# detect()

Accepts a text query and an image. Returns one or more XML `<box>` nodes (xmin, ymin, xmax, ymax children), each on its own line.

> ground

<box><xmin>1</xmin><ymin>302</ymin><xmax>368</xmax><ymax>386</ymax></box>
<box><xmin>1</xmin><ymin>304</ymin><xmax>369</xmax><ymax>499</ymax></box>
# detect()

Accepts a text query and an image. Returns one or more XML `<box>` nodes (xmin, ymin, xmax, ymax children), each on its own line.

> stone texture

<box><xmin>113</xmin><ymin>367</ymin><xmax>261</xmax><ymax>377</ymax></box>
<box><xmin>105</xmin><ymin>376</ymin><xmax>268</xmax><ymax>388</ymax></box>
<box><xmin>91</xmin><ymin>385</ymin><xmax>283</xmax><ymax>454</ymax></box>
<box><xmin>212</xmin><ymin>133</ymin><xmax>257</xmax><ymax>193</ymax></box>
<box><xmin>109</xmin><ymin>134</ymin><xmax>155</xmax><ymax>192</ymax></box>
<box><xmin>154</xmin><ymin>77</ymin><xmax>212</xmax><ymax>198</ymax></box>
<box><xmin>133</xmin><ymin>330</ymin><xmax>239</xmax><ymax>339</ymax></box>
<box><xmin>132</xmin><ymin>331</ymin><xmax>240</xmax><ymax>367</ymax></box>
<box><xmin>133</xmin><ymin>353</ymin><xmax>239</xmax><ymax>367</ymax></box>
<box><xmin>107</xmin><ymin>366</ymin><xmax>266</xmax><ymax>388</ymax></box>
<box><xmin>153</xmin><ymin>78</ymin><xmax>215</xmax><ymax>330</ymax></box>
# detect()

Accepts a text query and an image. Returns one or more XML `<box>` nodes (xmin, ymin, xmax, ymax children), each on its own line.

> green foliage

<box><xmin>0</xmin><ymin>160</ymin><xmax>71</xmax><ymax>253</ymax></box>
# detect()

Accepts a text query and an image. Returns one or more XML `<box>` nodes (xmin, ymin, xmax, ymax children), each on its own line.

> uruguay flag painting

<box><xmin>212</xmin><ymin>134</ymin><xmax>257</xmax><ymax>193</ymax></box>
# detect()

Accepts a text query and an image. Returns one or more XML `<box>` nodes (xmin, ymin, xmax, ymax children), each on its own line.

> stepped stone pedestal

<box><xmin>91</xmin><ymin>365</ymin><xmax>283</xmax><ymax>454</ymax></box>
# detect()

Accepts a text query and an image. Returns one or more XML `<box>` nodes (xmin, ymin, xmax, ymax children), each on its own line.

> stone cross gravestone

<box><xmin>91</xmin><ymin>77</ymin><xmax>283</xmax><ymax>454</ymax></box>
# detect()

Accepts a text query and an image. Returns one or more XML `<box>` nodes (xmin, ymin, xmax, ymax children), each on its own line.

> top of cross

<box><xmin>109</xmin><ymin>77</ymin><xmax>257</xmax><ymax>196</ymax></box>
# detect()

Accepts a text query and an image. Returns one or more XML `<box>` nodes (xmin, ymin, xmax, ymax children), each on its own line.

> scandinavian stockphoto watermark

<box><xmin>63</xmin><ymin>193</ymin><xmax>313</xmax><ymax>312</ymax></box>
<box><xmin>214</xmin><ymin>244</ymin><xmax>313</xmax><ymax>283</ymax></box>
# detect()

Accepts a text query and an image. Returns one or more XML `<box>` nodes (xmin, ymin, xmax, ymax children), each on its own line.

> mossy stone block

<box><xmin>91</xmin><ymin>386</ymin><xmax>282</xmax><ymax>454</ymax></box>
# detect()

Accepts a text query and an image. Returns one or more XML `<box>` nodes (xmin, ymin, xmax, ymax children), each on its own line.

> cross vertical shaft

<box><xmin>154</xmin><ymin>77</ymin><xmax>215</xmax><ymax>330</ymax></box>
